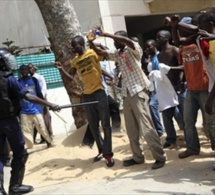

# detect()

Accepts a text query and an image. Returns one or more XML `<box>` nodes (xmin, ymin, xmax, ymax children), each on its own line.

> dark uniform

<box><xmin>0</xmin><ymin>48</ymin><xmax>33</xmax><ymax>195</ymax></box>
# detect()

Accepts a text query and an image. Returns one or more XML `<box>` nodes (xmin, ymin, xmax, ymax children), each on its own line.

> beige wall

<box><xmin>149</xmin><ymin>0</ymin><xmax>215</xmax><ymax>14</ymax></box>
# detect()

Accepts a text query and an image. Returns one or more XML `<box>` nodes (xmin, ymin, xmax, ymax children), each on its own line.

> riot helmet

<box><xmin>0</xmin><ymin>48</ymin><xmax>18</xmax><ymax>71</ymax></box>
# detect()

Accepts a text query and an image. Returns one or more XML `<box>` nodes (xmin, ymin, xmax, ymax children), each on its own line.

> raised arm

<box><xmin>95</xmin><ymin>26</ymin><xmax>135</xmax><ymax>50</ymax></box>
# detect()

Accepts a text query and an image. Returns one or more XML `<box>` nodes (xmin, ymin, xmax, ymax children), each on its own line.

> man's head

<box><xmin>198</xmin><ymin>12</ymin><xmax>215</xmax><ymax>33</ymax></box>
<box><xmin>0</xmin><ymin>48</ymin><xmax>11</xmax><ymax>71</ymax></box>
<box><xmin>156</xmin><ymin>30</ymin><xmax>171</xmax><ymax>47</ymax></box>
<box><xmin>114</xmin><ymin>30</ymin><xmax>128</xmax><ymax>50</ymax></box>
<box><xmin>71</xmin><ymin>35</ymin><xmax>85</xmax><ymax>55</ymax></box>
<box><xmin>28</xmin><ymin>63</ymin><xmax>37</xmax><ymax>76</ymax></box>
<box><xmin>19</xmin><ymin>64</ymin><xmax>29</xmax><ymax>78</ymax></box>
<box><xmin>144</xmin><ymin>39</ymin><xmax>157</xmax><ymax>57</ymax></box>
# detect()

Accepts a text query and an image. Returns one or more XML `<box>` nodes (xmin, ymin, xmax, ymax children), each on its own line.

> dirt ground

<box><xmin>22</xmin><ymin>113</ymin><xmax>215</xmax><ymax>192</ymax></box>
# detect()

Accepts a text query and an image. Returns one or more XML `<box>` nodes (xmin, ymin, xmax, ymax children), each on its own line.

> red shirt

<box><xmin>179</xmin><ymin>44</ymin><xmax>209</xmax><ymax>91</ymax></box>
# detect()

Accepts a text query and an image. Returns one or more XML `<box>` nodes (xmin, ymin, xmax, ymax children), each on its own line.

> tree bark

<box><xmin>35</xmin><ymin>0</ymin><xmax>87</xmax><ymax>128</ymax></box>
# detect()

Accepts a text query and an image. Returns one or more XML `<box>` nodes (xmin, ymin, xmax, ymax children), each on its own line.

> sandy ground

<box><xmin>15</xmin><ymin>112</ymin><xmax>214</xmax><ymax>194</ymax></box>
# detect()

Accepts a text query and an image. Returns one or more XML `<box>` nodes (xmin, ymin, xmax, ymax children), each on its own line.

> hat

<box><xmin>180</xmin><ymin>17</ymin><xmax>192</xmax><ymax>24</ymax></box>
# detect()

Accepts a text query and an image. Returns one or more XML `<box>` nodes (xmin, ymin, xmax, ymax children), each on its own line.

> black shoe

<box><xmin>151</xmin><ymin>160</ymin><xmax>165</xmax><ymax>169</ymax></box>
<box><xmin>93</xmin><ymin>153</ymin><xmax>103</xmax><ymax>162</ymax></box>
<box><xmin>123</xmin><ymin>159</ymin><xmax>143</xmax><ymax>167</ymax></box>
<box><xmin>163</xmin><ymin>142</ymin><xmax>172</xmax><ymax>148</ymax></box>
<box><xmin>105</xmin><ymin>157</ymin><xmax>115</xmax><ymax>167</ymax></box>
<box><xmin>39</xmin><ymin>139</ymin><xmax>46</xmax><ymax>144</ymax></box>
<box><xmin>47</xmin><ymin>142</ymin><xmax>55</xmax><ymax>148</ymax></box>
<box><xmin>9</xmin><ymin>184</ymin><xmax>33</xmax><ymax>195</ymax></box>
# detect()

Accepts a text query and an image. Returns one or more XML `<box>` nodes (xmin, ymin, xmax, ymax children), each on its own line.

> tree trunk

<box><xmin>35</xmin><ymin>0</ymin><xmax>87</xmax><ymax>128</ymax></box>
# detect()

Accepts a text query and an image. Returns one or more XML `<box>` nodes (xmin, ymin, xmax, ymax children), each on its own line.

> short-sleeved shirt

<box><xmin>71</xmin><ymin>49</ymin><xmax>104</xmax><ymax>94</ymax></box>
<box><xmin>107</xmin><ymin>41</ymin><xmax>151</xmax><ymax>97</ymax></box>
<box><xmin>179</xmin><ymin>43</ymin><xmax>209</xmax><ymax>91</ymax></box>
<box><xmin>7</xmin><ymin>75</ymin><xmax>28</xmax><ymax>98</ymax></box>
<box><xmin>19</xmin><ymin>77</ymin><xmax>43</xmax><ymax>114</ymax></box>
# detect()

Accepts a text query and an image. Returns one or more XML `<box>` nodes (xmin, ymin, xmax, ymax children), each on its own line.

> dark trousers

<box><xmin>0</xmin><ymin>116</ymin><xmax>28</xmax><ymax>179</ymax></box>
<box><xmin>83</xmin><ymin>90</ymin><xmax>113</xmax><ymax>158</ymax></box>
<box><xmin>108</xmin><ymin>95</ymin><xmax>121</xmax><ymax>131</ymax></box>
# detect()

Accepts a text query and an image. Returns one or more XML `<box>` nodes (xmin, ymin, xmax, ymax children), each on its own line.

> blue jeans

<box><xmin>184</xmin><ymin>90</ymin><xmax>215</xmax><ymax>153</ymax></box>
<box><xmin>0</xmin><ymin>116</ymin><xmax>28</xmax><ymax>176</ymax></box>
<box><xmin>84</xmin><ymin>89</ymin><xmax>113</xmax><ymax>158</ymax></box>
<box><xmin>149</xmin><ymin>91</ymin><xmax>163</xmax><ymax>136</ymax></box>
<box><xmin>162</xmin><ymin>107</ymin><xmax>177</xmax><ymax>144</ymax></box>
<box><xmin>173</xmin><ymin>86</ymin><xmax>186</xmax><ymax>131</ymax></box>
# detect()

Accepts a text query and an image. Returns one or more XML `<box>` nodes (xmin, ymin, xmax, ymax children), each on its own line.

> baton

<box><xmin>59</xmin><ymin>101</ymin><xmax>99</xmax><ymax>109</ymax></box>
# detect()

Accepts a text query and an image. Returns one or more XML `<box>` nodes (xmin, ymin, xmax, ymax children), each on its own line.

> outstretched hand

<box><xmin>54</xmin><ymin>61</ymin><xmax>63</xmax><ymax>70</ymax></box>
<box><xmin>49</xmin><ymin>104</ymin><xmax>61</xmax><ymax>112</ymax></box>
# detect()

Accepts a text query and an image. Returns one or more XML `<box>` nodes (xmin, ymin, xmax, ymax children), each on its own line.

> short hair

<box><xmin>145</xmin><ymin>39</ymin><xmax>156</xmax><ymax>46</ymax></box>
<box><xmin>198</xmin><ymin>11</ymin><xmax>215</xmax><ymax>24</ymax></box>
<box><xmin>157</xmin><ymin>30</ymin><xmax>171</xmax><ymax>40</ymax></box>
<box><xmin>19</xmin><ymin>64</ymin><xmax>28</xmax><ymax>70</ymax></box>
<box><xmin>114</xmin><ymin>30</ymin><xmax>128</xmax><ymax>37</ymax></box>
<box><xmin>72</xmin><ymin>35</ymin><xmax>85</xmax><ymax>46</ymax></box>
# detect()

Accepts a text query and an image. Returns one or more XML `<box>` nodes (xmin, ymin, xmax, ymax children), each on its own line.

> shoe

<box><xmin>163</xmin><ymin>142</ymin><xmax>171</xmax><ymax>148</ymax></box>
<box><xmin>93</xmin><ymin>153</ymin><xmax>103</xmax><ymax>162</ymax></box>
<box><xmin>39</xmin><ymin>139</ymin><xmax>46</xmax><ymax>144</ymax></box>
<box><xmin>47</xmin><ymin>142</ymin><xmax>55</xmax><ymax>148</ymax></box>
<box><xmin>123</xmin><ymin>159</ymin><xmax>143</xmax><ymax>167</ymax></box>
<box><xmin>9</xmin><ymin>184</ymin><xmax>34</xmax><ymax>195</ymax></box>
<box><xmin>178</xmin><ymin>150</ymin><xmax>199</xmax><ymax>159</ymax></box>
<box><xmin>105</xmin><ymin>157</ymin><xmax>115</xmax><ymax>167</ymax></box>
<box><xmin>163</xmin><ymin>142</ymin><xmax>175</xmax><ymax>149</ymax></box>
<box><xmin>151</xmin><ymin>160</ymin><xmax>165</xmax><ymax>169</ymax></box>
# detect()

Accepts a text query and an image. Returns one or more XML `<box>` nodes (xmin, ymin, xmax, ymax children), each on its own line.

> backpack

<box><xmin>0</xmin><ymin>72</ymin><xmax>20</xmax><ymax>119</ymax></box>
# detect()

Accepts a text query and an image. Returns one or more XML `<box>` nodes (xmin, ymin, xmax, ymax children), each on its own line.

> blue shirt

<box><xmin>19</xmin><ymin>77</ymin><xmax>43</xmax><ymax>114</ymax></box>
<box><xmin>7</xmin><ymin>75</ymin><xmax>28</xmax><ymax>98</ymax></box>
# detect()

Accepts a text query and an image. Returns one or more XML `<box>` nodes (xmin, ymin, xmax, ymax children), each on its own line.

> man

<box><xmin>88</xmin><ymin>27</ymin><xmax>166</xmax><ymax>169</ymax></box>
<box><xmin>18</xmin><ymin>65</ymin><xmax>53</xmax><ymax>149</ymax></box>
<box><xmin>0</xmin><ymin>48</ymin><xmax>60</xmax><ymax>195</ymax></box>
<box><xmin>28</xmin><ymin>64</ymin><xmax>53</xmax><ymax>144</ymax></box>
<box><xmin>54</xmin><ymin>35</ymin><xmax>114</xmax><ymax>167</ymax></box>
<box><xmin>156</xmin><ymin>30</ymin><xmax>185</xmax><ymax>137</ymax></box>
<box><xmin>170</xmin><ymin>15</ymin><xmax>214</xmax><ymax>159</ymax></box>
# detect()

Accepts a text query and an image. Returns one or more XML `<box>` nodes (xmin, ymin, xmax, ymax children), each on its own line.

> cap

<box><xmin>180</xmin><ymin>17</ymin><xmax>192</xmax><ymax>24</ymax></box>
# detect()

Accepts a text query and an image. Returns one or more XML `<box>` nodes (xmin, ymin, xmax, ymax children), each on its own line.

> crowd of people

<box><xmin>1</xmin><ymin>6</ymin><xmax>215</xmax><ymax>195</ymax></box>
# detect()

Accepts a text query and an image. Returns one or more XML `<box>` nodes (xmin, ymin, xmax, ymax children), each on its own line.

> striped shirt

<box><xmin>107</xmin><ymin>41</ymin><xmax>151</xmax><ymax>97</ymax></box>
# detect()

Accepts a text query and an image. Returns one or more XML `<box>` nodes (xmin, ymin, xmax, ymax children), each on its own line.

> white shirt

<box><xmin>33</xmin><ymin>73</ymin><xmax>47</xmax><ymax>98</ymax></box>
<box><xmin>148</xmin><ymin>63</ymin><xmax>179</xmax><ymax>111</ymax></box>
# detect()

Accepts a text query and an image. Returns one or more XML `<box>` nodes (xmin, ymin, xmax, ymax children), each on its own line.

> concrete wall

<box><xmin>149</xmin><ymin>0</ymin><xmax>215</xmax><ymax>14</ymax></box>
<box><xmin>0</xmin><ymin>0</ymin><xmax>48</xmax><ymax>49</ymax></box>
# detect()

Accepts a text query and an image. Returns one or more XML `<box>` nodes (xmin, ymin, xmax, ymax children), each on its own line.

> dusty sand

<box><xmin>12</xmin><ymin>88</ymin><xmax>215</xmax><ymax>192</ymax></box>
<box><xmin>23</xmin><ymin>112</ymin><xmax>215</xmax><ymax>190</ymax></box>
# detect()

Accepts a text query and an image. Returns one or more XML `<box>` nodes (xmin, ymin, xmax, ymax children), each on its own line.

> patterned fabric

<box><xmin>107</xmin><ymin>41</ymin><xmax>151</xmax><ymax>97</ymax></box>
<box><xmin>71</xmin><ymin>49</ymin><xmax>104</xmax><ymax>94</ymax></box>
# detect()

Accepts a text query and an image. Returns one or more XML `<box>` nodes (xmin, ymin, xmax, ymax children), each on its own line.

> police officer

<box><xmin>0</xmin><ymin>48</ymin><xmax>60</xmax><ymax>195</ymax></box>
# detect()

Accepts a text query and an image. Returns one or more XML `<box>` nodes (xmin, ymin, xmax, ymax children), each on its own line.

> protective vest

<box><xmin>0</xmin><ymin>72</ymin><xmax>20</xmax><ymax>119</ymax></box>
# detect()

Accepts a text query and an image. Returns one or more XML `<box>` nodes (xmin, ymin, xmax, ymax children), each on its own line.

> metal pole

<box><xmin>59</xmin><ymin>101</ymin><xmax>99</xmax><ymax>109</ymax></box>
